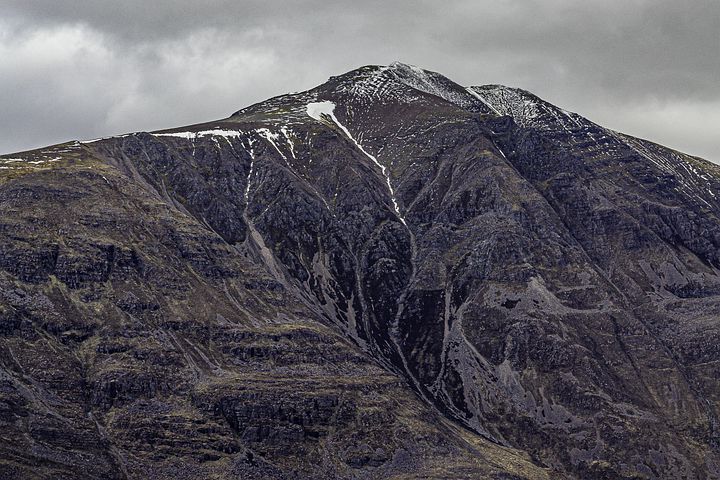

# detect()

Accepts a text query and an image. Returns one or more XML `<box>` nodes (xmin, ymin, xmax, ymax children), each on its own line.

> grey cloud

<box><xmin>1</xmin><ymin>0</ymin><xmax>718</xmax><ymax>161</ymax></box>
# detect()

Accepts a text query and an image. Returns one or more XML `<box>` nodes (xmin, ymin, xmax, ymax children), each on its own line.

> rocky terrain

<box><xmin>1</xmin><ymin>62</ymin><xmax>720</xmax><ymax>479</ymax></box>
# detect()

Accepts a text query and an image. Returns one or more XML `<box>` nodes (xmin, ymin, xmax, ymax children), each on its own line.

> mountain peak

<box><xmin>468</xmin><ymin>83</ymin><xmax>583</xmax><ymax>127</ymax></box>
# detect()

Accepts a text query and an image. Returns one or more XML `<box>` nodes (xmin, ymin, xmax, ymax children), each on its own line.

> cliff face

<box><xmin>1</xmin><ymin>62</ymin><xmax>720</xmax><ymax>479</ymax></box>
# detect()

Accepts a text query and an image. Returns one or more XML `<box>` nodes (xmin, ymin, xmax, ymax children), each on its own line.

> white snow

<box><xmin>465</xmin><ymin>87</ymin><xmax>500</xmax><ymax>115</ymax></box>
<box><xmin>306</xmin><ymin>101</ymin><xmax>336</xmax><ymax>122</ymax></box>
<box><xmin>0</xmin><ymin>156</ymin><xmax>65</xmax><ymax>169</ymax></box>
<box><xmin>559</xmin><ymin>108</ymin><xmax>583</xmax><ymax>127</ymax></box>
<box><xmin>243</xmin><ymin>138</ymin><xmax>257</xmax><ymax>202</ymax></box>
<box><xmin>280</xmin><ymin>127</ymin><xmax>296</xmax><ymax>159</ymax></box>
<box><xmin>387</xmin><ymin>62</ymin><xmax>478</xmax><ymax>110</ymax></box>
<box><xmin>342</xmin><ymin>63</ymin><xmax>477</xmax><ymax>109</ymax></box>
<box><xmin>468</xmin><ymin>86</ymin><xmax>545</xmax><ymax>127</ymax></box>
<box><xmin>610</xmin><ymin>130</ymin><xmax>716</xmax><ymax>207</ymax></box>
<box><xmin>154</xmin><ymin>129</ymin><xmax>244</xmax><ymax>139</ymax></box>
<box><xmin>306</xmin><ymin>101</ymin><xmax>407</xmax><ymax>225</ymax></box>
<box><xmin>256</xmin><ymin>128</ymin><xmax>287</xmax><ymax>161</ymax></box>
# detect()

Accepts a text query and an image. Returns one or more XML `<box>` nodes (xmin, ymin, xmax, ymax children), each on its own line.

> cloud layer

<box><xmin>2</xmin><ymin>0</ymin><xmax>718</xmax><ymax>161</ymax></box>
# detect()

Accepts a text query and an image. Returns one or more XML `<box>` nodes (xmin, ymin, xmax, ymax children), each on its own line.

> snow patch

<box><xmin>0</xmin><ymin>156</ymin><xmax>62</xmax><ymax>168</ymax></box>
<box><xmin>306</xmin><ymin>101</ymin><xmax>336</xmax><ymax>122</ymax></box>
<box><xmin>154</xmin><ymin>129</ymin><xmax>244</xmax><ymax>139</ymax></box>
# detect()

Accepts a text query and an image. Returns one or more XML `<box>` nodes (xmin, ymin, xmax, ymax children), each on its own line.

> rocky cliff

<box><xmin>1</xmin><ymin>62</ymin><xmax>719</xmax><ymax>479</ymax></box>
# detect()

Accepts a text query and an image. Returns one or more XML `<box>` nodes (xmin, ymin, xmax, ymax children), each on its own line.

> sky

<box><xmin>1</xmin><ymin>0</ymin><xmax>719</xmax><ymax>161</ymax></box>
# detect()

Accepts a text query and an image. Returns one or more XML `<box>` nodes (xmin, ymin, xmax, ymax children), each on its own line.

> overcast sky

<box><xmin>2</xmin><ymin>0</ymin><xmax>719</xmax><ymax>161</ymax></box>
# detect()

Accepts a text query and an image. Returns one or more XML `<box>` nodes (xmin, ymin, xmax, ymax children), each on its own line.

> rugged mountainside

<box><xmin>1</xmin><ymin>62</ymin><xmax>720</xmax><ymax>479</ymax></box>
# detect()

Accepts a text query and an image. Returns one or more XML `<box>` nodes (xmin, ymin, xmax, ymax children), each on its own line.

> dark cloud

<box><xmin>1</xmin><ymin>0</ymin><xmax>718</xmax><ymax>161</ymax></box>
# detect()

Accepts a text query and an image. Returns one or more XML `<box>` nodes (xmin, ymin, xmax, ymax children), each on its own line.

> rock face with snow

<box><xmin>1</xmin><ymin>62</ymin><xmax>720</xmax><ymax>479</ymax></box>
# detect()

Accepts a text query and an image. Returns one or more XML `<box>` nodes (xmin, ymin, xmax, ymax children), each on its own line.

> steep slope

<box><xmin>1</xmin><ymin>62</ymin><xmax>719</xmax><ymax>479</ymax></box>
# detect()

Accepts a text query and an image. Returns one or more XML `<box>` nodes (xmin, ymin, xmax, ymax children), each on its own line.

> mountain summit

<box><xmin>1</xmin><ymin>63</ymin><xmax>719</xmax><ymax>479</ymax></box>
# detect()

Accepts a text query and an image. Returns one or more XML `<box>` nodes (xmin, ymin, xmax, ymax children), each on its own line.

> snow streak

<box><xmin>306</xmin><ymin>101</ymin><xmax>406</xmax><ymax>225</ymax></box>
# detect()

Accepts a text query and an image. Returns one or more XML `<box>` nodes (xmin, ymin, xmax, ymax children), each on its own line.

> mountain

<box><xmin>1</xmin><ymin>61</ymin><xmax>720</xmax><ymax>479</ymax></box>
